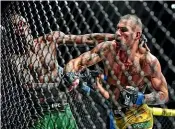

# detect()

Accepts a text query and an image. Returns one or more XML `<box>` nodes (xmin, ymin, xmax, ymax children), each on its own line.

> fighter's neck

<box><xmin>130</xmin><ymin>41</ymin><xmax>139</xmax><ymax>57</ymax></box>
<box><xmin>25</xmin><ymin>34</ymin><xmax>34</xmax><ymax>45</ymax></box>
<box><xmin>24</xmin><ymin>34</ymin><xmax>35</xmax><ymax>53</ymax></box>
<box><xmin>119</xmin><ymin>41</ymin><xmax>139</xmax><ymax>63</ymax></box>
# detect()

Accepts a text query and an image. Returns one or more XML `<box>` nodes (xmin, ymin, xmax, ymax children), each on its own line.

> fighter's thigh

<box><xmin>126</xmin><ymin>108</ymin><xmax>153</xmax><ymax>129</ymax></box>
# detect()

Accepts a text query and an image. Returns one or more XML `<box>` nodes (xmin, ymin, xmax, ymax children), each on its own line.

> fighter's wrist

<box><xmin>144</xmin><ymin>92</ymin><xmax>166</xmax><ymax>105</ymax></box>
<box><xmin>103</xmin><ymin>75</ymin><xmax>108</xmax><ymax>81</ymax></box>
<box><xmin>66</xmin><ymin>72</ymin><xmax>79</xmax><ymax>81</ymax></box>
<box><xmin>81</xmin><ymin>82</ymin><xmax>91</xmax><ymax>94</ymax></box>
<box><xmin>135</xmin><ymin>92</ymin><xmax>145</xmax><ymax>105</ymax></box>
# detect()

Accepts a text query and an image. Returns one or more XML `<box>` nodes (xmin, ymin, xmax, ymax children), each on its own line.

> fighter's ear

<box><xmin>136</xmin><ymin>32</ymin><xmax>141</xmax><ymax>39</ymax></box>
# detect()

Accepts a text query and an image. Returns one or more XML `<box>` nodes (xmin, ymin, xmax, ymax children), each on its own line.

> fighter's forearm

<box><xmin>144</xmin><ymin>73</ymin><xmax>169</xmax><ymax>105</ymax></box>
<box><xmin>57</xmin><ymin>33</ymin><xmax>115</xmax><ymax>45</ymax></box>
<box><xmin>83</xmin><ymin>33</ymin><xmax>115</xmax><ymax>41</ymax></box>
<box><xmin>144</xmin><ymin>91</ymin><xmax>168</xmax><ymax>105</ymax></box>
<box><xmin>64</xmin><ymin>57</ymin><xmax>83</xmax><ymax>73</ymax></box>
<box><xmin>64</xmin><ymin>62</ymin><xmax>78</xmax><ymax>73</ymax></box>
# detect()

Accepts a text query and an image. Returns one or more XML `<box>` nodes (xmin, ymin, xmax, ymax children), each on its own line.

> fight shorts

<box><xmin>30</xmin><ymin>66</ymin><xmax>78</xmax><ymax>129</ymax></box>
<box><xmin>32</xmin><ymin>104</ymin><xmax>78</xmax><ymax>129</ymax></box>
<box><xmin>114</xmin><ymin>104</ymin><xmax>153</xmax><ymax>129</ymax></box>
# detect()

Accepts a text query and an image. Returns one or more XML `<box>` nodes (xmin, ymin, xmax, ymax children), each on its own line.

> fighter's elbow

<box><xmin>162</xmin><ymin>84</ymin><xmax>169</xmax><ymax>103</ymax></box>
<box><xmin>65</xmin><ymin>59</ymin><xmax>82</xmax><ymax>73</ymax></box>
<box><xmin>164</xmin><ymin>91</ymin><xmax>169</xmax><ymax>103</ymax></box>
<box><xmin>159</xmin><ymin>91</ymin><xmax>169</xmax><ymax>104</ymax></box>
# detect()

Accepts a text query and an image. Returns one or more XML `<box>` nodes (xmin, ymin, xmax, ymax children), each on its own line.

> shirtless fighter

<box><xmin>64</xmin><ymin>14</ymin><xmax>169</xmax><ymax>129</ymax></box>
<box><xmin>9</xmin><ymin>13</ymin><xmax>115</xmax><ymax>129</ymax></box>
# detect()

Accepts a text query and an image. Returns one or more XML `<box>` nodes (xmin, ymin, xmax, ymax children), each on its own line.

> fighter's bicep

<box><xmin>150</xmin><ymin>60</ymin><xmax>168</xmax><ymax>91</ymax></box>
<box><xmin>92</xmin><ymin>41</ymin><xmax>112</xmax><ymax>56</ymax></box>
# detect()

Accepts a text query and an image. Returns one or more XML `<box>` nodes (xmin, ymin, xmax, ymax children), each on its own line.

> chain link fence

<box><xmin>1</xmin><ymin>1</ymin><xmax>175</xmax><ymax>129</ymax></box>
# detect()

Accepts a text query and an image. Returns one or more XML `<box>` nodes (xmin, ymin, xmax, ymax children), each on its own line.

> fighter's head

<box><xmin>10</xmin><ymin>14</ymin><xmax>32</xmax><ymax>54</ymax></box>
<box><xmin>115</xmin><ymin>14</ymin><xmax>142</xmax><ymax>47</ymax></box>
<box><xmin>11</xmin><ymin>14</ymin><xmax>31</xmax><ymax>37</ymax></box>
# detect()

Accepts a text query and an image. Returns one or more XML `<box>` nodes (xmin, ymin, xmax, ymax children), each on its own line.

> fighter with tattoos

<box><xmin>8</xmin><ymin>13</ymin><xmax>115</xmax><ymax>129</ymax></box>
<box><xmin>64</xmin><ymin>14</ymin><xmax>169</xmax><ymax>129</ymax></box>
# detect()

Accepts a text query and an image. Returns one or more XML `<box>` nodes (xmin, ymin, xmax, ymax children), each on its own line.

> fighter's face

<box><xmin>115</xmin><ymin>19</ymin><xmax>141</xmax><ymax>48</ymax></box>
<box><xmin>12</xmin><ymin>15</ymin><xmax>30</xmax><ymax>37</ymax></box>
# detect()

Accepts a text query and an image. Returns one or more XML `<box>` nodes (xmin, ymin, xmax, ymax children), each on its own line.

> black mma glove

<box><xmin>122</xmin><ymin>86</ymin><xmax>145</xmax><ymax>107</ymax></box>
<box><xmin>62</xmin><ymin>72</ymin><xmax>92</xmax><ymax>94</ymax></box>
<box><xmin>62</xmin><ymin>72</ymin><xmax>80</xmax><ymax>92</ymax></box>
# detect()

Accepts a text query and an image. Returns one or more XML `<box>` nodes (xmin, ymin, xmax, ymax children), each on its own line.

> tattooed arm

<box><xmin>36</xmin><ymin>31</ymin><xmax>115</xmax><ymax>45</ymax></box>
<box><xmin>57</xmin><ymin>32</ymin><xmax>115</xmax><ymax>45</ymax></box>
<box><xmin>64</xmin><ymin>41</ymin><xmax>113</xmax><ymax>73</ymax></box>
<box><xmin>144</xmin><ymin>54</ymin><xmax>169</xmax><ymax>105</ymax></box>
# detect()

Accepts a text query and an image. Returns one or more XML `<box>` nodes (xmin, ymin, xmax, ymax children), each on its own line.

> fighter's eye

<box><xmin>18</xmin><ymin>20</ymin><xmax>27</xmax><ymax>27</ymax></box>
<box><xmin>120</xmin><ymin>27</ymin><xmax>128</xmax><ymax>32</ymax></box>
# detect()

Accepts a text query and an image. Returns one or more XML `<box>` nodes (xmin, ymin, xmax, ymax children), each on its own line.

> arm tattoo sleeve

<box><xmin>144</xmin><ymin>91</ymin><xmax>166</xmax><ymax>105</ymax></box>
<box><xmin>81</xmin><ymin>52</ymin><xmax>101</xmax><ymax>67</ymax></box>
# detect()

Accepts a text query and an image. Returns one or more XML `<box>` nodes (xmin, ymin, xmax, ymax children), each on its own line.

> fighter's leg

<box><xmin>115</xmin><ymin>104</ymin><xmax>153</xmax><ymax>129</ymax></box>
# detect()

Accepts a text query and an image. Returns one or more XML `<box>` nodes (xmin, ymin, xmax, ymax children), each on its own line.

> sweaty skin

<box><xmin>65</xmin><ymin>19</ymin><xmax>169</xmax><ymax>106</ymax></box>
<box><xmin>11</xmin><ymin>14</ymin><xmax>115</xmax><ymax>84</ymax></box>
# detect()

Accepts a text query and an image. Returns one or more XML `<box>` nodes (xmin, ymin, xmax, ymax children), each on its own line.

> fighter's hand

<box><xmin>63</xmin><ymin>72</ymin><xmax>80</xmax><ymax>92</ymax></box>
<box><xmin>122</xmin><ymin>86</ymin><xmax>145</xmax><ymax>107</ymax></box>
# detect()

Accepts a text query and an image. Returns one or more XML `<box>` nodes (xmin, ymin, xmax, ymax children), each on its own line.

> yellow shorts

<box><xmin>115</xmin><ymin>104</ymin><xmax>153</xmax><ymax>129</ymax></box>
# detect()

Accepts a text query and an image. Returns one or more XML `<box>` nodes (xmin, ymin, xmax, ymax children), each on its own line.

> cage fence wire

<box><xmin>1</xmin><ymin>1</ymin><xmax>175</xmax><ymax>129</ymax></box>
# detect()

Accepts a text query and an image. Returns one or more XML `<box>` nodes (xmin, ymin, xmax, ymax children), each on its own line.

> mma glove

<box><xmin>63</xmin><ymin>72</ymin><xmax>91</xmax><ymax>94</ymax></box>
<box><xmin>122</xmin><ymin>86</ymin><xmax>145</xmax><ymax>107</ymax></box>
<box><xmin>62</xmin><ymin>72</ymin><xmax>81</xmax><ymax>92</ymax></box>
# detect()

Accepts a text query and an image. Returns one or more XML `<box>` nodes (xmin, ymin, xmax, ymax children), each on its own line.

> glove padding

<box><xmin>62</xmin><ymin>72</ymin><xmax>80</xmax><ymax>92</ymax></box>
<box><xmin>122</xmin><ymin>86</ymin><xmax>145</xmax><ymax>107</ymax></box>
<box><xmin>80</xmin><ymin>70</ymin><xmax>102</xmax><ymax>83</ymax></box>
<box><xmin>62</xmin><ymin>72</ymin><xmax>92</xmax><ymax>93</ymax></box>
<box><xmin>62</xmin><ymin>70</ymin><xmax>103</xmax><ymax>93</ymax></box>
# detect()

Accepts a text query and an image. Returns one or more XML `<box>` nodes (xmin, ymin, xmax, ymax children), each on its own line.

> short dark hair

<box><xmin>120</xmin><ymin>14</ymin><xmax>143</xmax><ymax>31</ymax></box>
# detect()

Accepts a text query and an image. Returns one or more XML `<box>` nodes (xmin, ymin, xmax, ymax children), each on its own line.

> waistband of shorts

<box><xmin>36</xmin><ymin>101</ymin><xmax>69</xmax><ymax>112</ymax></box>
<box><xmin>113</xmin><ymin>104</ymin><xmax>149</xmax><ymax>117</ymax></box>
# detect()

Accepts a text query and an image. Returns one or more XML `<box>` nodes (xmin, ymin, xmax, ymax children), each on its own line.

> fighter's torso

<box><xmin>12</xmin><ymin>38</ymin><xmax>60</xmax><ymax>83</ymax></box>
<box><xmin>104</xmin><ymin>41</ymin><xmax>150</xmax><ymax>100</ymax></box>
<box><xmin>32</xmin><ymin>38</ymin><xmax>58</xmax><ymax>77</ymax></box>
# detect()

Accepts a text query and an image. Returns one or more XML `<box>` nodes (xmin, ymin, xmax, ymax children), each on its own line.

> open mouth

<box><xmin>115</xmin><ymin>36</ymin><xmax>121</xmax><ymax>43</ymax></box>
